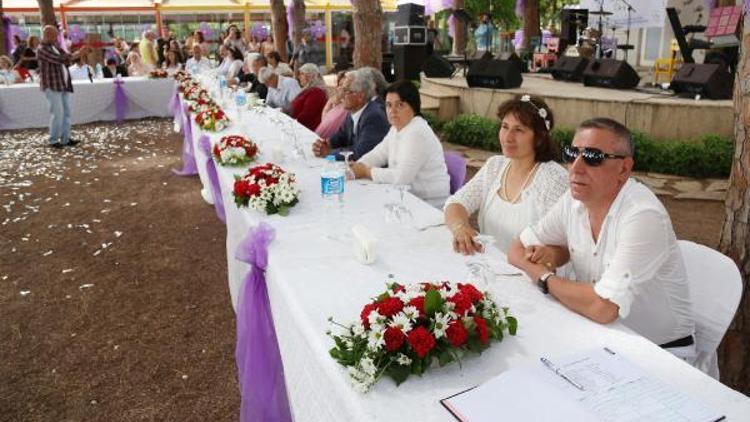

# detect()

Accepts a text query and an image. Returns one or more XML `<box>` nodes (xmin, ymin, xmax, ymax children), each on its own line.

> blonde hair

<box><xmin>0</xmin><ymin>55</ymin><xmax>13</xmax><ymax>69</ymax></box>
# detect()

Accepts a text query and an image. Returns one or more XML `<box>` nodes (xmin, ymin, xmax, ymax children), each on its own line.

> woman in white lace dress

<box><xmin>444</xmin><ymin>95</ymin><xmax>568</xmax><ymax>254</ymax></box>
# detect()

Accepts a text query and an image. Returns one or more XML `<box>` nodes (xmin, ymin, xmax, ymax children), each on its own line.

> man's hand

<box><xmin>350</xmin><ymin>162</ymin><xmax>370</xmax><ymax>179</ymax></box>
<box><xmin>311</xmin><ymin>138</ymin><xmax>331</xmax><ymax>158</ymax></box>
<box><xmin>525</xmin><ymin>245</ymin><xmax>569</xmax><ymax>270</ymax></box>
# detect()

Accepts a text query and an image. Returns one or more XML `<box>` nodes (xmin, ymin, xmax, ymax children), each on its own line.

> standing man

<box><xmin>474</xmin><ymin>13</ymin><xmax>495</xmax><ymax>54</ymax></box>
<box><xmin>139</xmin><ymin>31</ymin><xmax>158</xmax><ymax>69</ymax></box>
<box><xmin>37</xmin><ymin>25</ymin><xmax>90</xmax><ymax>148</ymax></box>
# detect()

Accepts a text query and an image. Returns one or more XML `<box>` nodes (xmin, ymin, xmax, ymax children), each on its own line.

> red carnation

<box><xmin>246</xmin><ymin>183</ymin><xmax>261</xmax><ymax>197</ymax></box>
<box><xmin>446</xmin><ymin>320</ymin><xmax>468</xmax><ymax>347</ymax></box>
<box><xmin>408</xmin><ymin>296</ymin><xmax>425</xmax><ymax>317</ymax></box>
<box><xmin>360</xmin><ymin>303</ymin><xmax>378</xmax><ymax>329</ymax></box>
<box><xmin>233</xmin><ymin>180</ymin><xmax>247</xmax><ymax>196</ymax></box>
<box><xmin>213</xmin><ymin>144</ymin><xmax>221</xmax><ymax>157</ymax></box>
<box><xmin>474</xmin><ymin>316</ymin><xmax>489</xmax><ymax>344</ymax></box>
<box><xmin>377</xmin><ymin>297</ymin><xmax>404</xmax><ymax>318</ymax></box>
<box><xmin>407</xmin><ymin>326</ymin><xmax>436</xmax><ymax>358</ymax></box>
<box><xmin>449</xmin><ymin>292</ymin><xmax>473</xmax><ymax>316</ymax></box>
<box><xmin>384</xmin><ymin>326</ymin><xmax>406</xmax><ymax>352</ymax></box>
<box><xmin>458</xmin><ymin>283</ymin><xmax>484</xmax><ymax>303</ymax></box>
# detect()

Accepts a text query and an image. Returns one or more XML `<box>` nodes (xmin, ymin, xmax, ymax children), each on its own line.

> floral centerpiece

<box><xmin>149</xmin><ymin>68</ymin><xmax>168</xmax><ymax>79</ymax></box>
<box><xmin>213</xmin><ymin>135</ymin><xmax>259</xmax><ymax>166</ymax></box>
<box><xmin>328</xmin><ymin>281</ymin><xmax>517</xmax><ymax>393</ymax></box>
<box><xmin>233</xmin><ymin>163</ymin><xmax>300</xmax><ymax>216</ymax></box>
<box><xmin>195</xmin><ymin>106</ymin><xmax>230</xmax><ymax>132</ymax></box>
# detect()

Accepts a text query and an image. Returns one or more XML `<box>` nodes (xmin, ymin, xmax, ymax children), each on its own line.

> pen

<box><xmin>540</xmin><ymin>357</ymin><xmax>586</xmax><ymax>391</ymax></box>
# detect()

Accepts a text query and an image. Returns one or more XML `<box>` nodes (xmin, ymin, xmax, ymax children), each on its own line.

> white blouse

<box><xmin>444</xmin><ymin>155</ymin><xmax>568</xmax><ymax>248</ymax></box>
<box><xmin>358</xmin><ymin>116</ymin><xmax>450</xmax><ymax>208</ymax></box>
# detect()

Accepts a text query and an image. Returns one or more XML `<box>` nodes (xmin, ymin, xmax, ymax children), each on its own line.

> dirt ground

<box><xmin>0</xmin><ymin>118</ymin><xmax>727</xmax><ymax>421</ymax></box>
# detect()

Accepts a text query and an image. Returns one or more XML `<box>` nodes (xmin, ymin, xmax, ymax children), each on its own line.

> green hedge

<box><xmin>439</xmin><ymin>113</ymin><xmax>732</xmax><ymax>178</ymax></box>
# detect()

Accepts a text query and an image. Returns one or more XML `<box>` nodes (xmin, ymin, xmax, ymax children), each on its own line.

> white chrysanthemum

<box><xmin>351</xmin><ymin>322</ymin><xmax>366</xmax><ymax>336</ymax></box>
<box><xmin>390</xmin><ymin>314</ymin><xmax>413</xmax><ymax>333</ymax></box>
<box><xmin>344</xmin><ymin>338</ymin><xmax>354</xmax><ymax>350</ymax></box>
<box><xmin>367</xmin><ymin>329</ymin><xmax>385</xmax><ymax>351</ymax></box>
<box><xmin>367</xmin><ymin>310</ymin><xmax>383</xmax><ymax>327</ymax></box>
<box><xmin>433</xmin><ymin>312</ymin><xmax>451</xmax><ymax>339</ymax></box>
<box><xmin>401</xmin><ymin>305</ymin><xmax>419</xmax><ymax>321</ymax></box>
<box><xmin>360</xmin><ymin>357</ymin><xmax>377</xmax><ymax>376</ymax></box>
<box><xmin>438</xmin><ymin>288</ymin><xmax>451</xmax><ymax>299</ymax></box>
<box><xmin>396</xmin><ymin>353</ymin><xmax>412</xmax><ymax>366</ymax></box>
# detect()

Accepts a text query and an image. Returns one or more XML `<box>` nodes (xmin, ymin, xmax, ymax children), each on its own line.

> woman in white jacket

<box><xmin>351</xmin><ymin>80</ymin><xmax>450</xmax><ymax>208</ymax></box>
<box><xmin>444</xmin><ymin>95</ymin><xmax>568</xmax><ymax>254</ymax></box>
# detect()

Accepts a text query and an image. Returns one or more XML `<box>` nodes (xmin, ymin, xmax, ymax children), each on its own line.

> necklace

<box><xmin>500</xmin><ymin>161</ymin><xmax>539</xmax><ymax>204</ymax></box>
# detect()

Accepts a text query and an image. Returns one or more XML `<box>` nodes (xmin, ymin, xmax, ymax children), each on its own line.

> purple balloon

<box><xmin>309</xmin><ymin>20</ymin><xmax>326</xmax><ymax>39</ymax></box>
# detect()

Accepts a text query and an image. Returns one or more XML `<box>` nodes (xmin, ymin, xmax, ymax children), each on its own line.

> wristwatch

<box><xmin>537</xmin><ymin>271</ymin><xmax>555</xmax><ymax>295</ymax></box>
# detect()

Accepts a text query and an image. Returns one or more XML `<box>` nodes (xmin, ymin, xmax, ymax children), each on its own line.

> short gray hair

<box><xmin>299</xmin><ymin>63</ymin><xmax>320</xmax><ymax>76</ymax></box>
<box><xmin>360</xmin><ymin>67</ymin><xmax>387</xmax><ymax>97</ymax></box>
<box><xmin>245</xmin><ymin>52</ymin><xmax>261</xmax><ymax>68</ymax></box>
<box><xmin>577</xmin><ymin>117</ymin><xmax>634</xmax><ymax>156</ymax></box>
<box><xmin>348</xmin><ymin>68</ymin><xmax>376</xmax><ymax>98</ymax></box>
<box><xmin>258</xmin><ymin>66</ymin><xmax>276</xmax><ymax>84</ymax></box>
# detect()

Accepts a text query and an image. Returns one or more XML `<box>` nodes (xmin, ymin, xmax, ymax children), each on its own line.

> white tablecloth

<box><xmin>0</xmin><ymin>77</ymin><xmax>174</xmax><ymax>130</ymax></box>
<box><xmin>180</xmin><ymin>86</ymin><xmax>750</xmax><ymax>421</ymax></box>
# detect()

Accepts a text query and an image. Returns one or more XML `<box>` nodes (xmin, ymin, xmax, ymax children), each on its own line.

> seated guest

<box><xmin>0</xmin><ymin>55</ymin><xmax>23</xmax><ymax>84</ymax></box>
<box><xmin>247</xmin><ymin>54</ymin><xmax>268</xmax><ymax>100</ymax></box>
<box><xmin>361</xmin><ymin>66</ymin><xmax>388</xmax><ymax>98</ymax></box>
<box><xmin>266</xmin><ymin>50</ymin><xmax>293</xmax><ymax>77</ymax></box>
<box><xmin>236</xmin><ymin>52</ymin><xmax>260</xmax><ymax>85</ymax></box>
<box><xmin>102</xmin><ymin>57</ymin><xmax>128</xmax><ymax>78</ymax></box>
<box><xmin>212</xmin><ymin>44</ymin><xmax>232</xmax><ymax>77</ymax></box>
<box><xmin>258</xmin><ymin>66</ymin><xmax>301</xmax><ymax>111</ymax></box>
<box><xmin>444</xmin><ymin>96</ymin><xmax>568</xmax><ymax>254</ymax></box>
<box><xmin>185</xmin><ymin>44</ymin><xmax>211</xmax><ymax>74</ymax></box>
<box><xmin>225</xmin><ymin>46</ymin><xmax>245</xmax><ymax>81</ymax></box>
<box><xmin>288</xmin><ymin>63</ymin><xmax>328</xmax><ymax>131</ymax></box>
<box><xmin>68</xmin><ymin>57</ymin><xmax>92</xmax><ymax>81</ymax></box>
<box><xmin>507</xmin><ymin>118</ymin><xmax>695</xmax><ymax>358</ymax></box>
<box><xmin>351</xmin><ymin>80</ymin><xmax>450</xmax><ymax>207</ymax></box>
<box><xmin>311</xmin><ymin>68</ymin><xmax>388</xmax><ymax>161</ymax></box>
<box><xmin>18</xmin><ymin>35</ymin><xmax>40</xmax><ymax>71</ymax></box>
<box><xmin>162</xmin><ymin>50</ymin><xmax>182</xmax><ymax>76</ymax></box>
<box><xmin>126</xmin><ymin>51</ymin><xmax>148</xmax><ymax>76</ymax></box>
<box><xmin>314</xmin><ymin>71</ymin><xmax>349</xmax><ymax>138</ymax></box>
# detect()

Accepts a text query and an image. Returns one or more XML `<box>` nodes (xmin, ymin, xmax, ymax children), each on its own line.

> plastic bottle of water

<box><xmin>95</xmin><ymin>63</ymin><xmax>103</xmax><ymax>79</ymax></box>
<box><xmin>321</xmin><ymin>154</ymin><xmax>345</xmax><ymax>202</ymax></box>
<box><xmin>235</xmin><ymin>89</ymin><xmax>247</xmax><ymax>107</ymax></box>
<box><xmin>218</xmin><ymin>75</ymin><xmax>227</xmax><ymax>98</ymax></box>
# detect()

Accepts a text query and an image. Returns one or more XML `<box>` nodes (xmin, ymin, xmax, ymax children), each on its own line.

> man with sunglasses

<box><xmin>508</xmin><ymin>118</ymin><xmax>695</xmax><ymax>360</ymax></box>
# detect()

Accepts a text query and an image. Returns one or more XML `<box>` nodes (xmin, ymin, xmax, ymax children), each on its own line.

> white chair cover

<box><xmin>678</xmin><ymin>240</ymin><xmax>743</xmax><ymax>379</ymax></box>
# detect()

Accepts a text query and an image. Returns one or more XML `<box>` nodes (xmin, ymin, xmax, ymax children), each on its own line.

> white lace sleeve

<box><xmin>443</xmin><ymin>155</ymin><xmax>505</xmax><ymax>214</ymax></box>
<box><xmin>531</xmin><ymin>161</ymin><xmax>570</xmax><ymax>218</ymax></box>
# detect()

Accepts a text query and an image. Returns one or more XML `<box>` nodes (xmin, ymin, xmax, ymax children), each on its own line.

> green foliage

<box><xmin>424</xmin><ymin>289</ymin><xmax>444</xmax><ymax>316</ymax></box>
<box><xmin>439</xmin><ymin>113</ymin><xmax>732</xmax><ymax>178</ymax></box>
<box><xmin>422</xmin><ymin>111</ymin><xmax>445</xmax><ymax>133</ymax></box>
<box><xmin>464</xmin><ymin>0</ymin><xmax>519</xmax><ymax>27</ymax></box>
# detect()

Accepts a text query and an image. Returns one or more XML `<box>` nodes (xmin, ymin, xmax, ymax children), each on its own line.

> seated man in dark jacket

<box><xmin>102</xmin><ymin>57</ymin><xmax>128</xmax><ymax>78</ymax></box>
<box><xmin>311</xmin><ymin>68</ymin><xmax>388</xmax><ymax>160</ymax></box>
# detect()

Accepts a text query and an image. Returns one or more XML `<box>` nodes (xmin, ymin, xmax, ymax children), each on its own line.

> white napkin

<box><xmin>351</xmin><ymin>224</ymin><xmax>377</xmax><ymax>265</ymax></box>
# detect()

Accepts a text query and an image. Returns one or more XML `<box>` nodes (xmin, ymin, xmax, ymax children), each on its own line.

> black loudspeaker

<box><xmin>582</xmin><ymin>59</ymin><xmax>640</xmax><ymax>89</ymax></box>
<box><xmin>393</xmin><ymin>45</ymin><xmax>427</xmax><ymax>80</ymax></box>
<box><xmin>466</xmin><ymin>59</ymin><xmax>523</xmax><ymax>89</ymax></box>
<box><xmin>496</xmin><ymin>51</ymin><xmax>528</xmax><ymax>73</ymax></box>
<box><xmin>551</xmin><ymin>56</ymin><xmax>589</xmax><ymax>82</ymax></box>
<box><xmin>381</xmin><ymin>53</ymin><xmax>395</xmax><ymax>82</ymax></box>
<box><xmin>560</xmin><ymin>9</ymin><xmax>588</xmax><ymax>42</ymax></box>
<box><xmin>397</xmin><ymin>3</ymin><xmax>425</xmax><ymax>26</ymax></box>
<box><xmin>423</xmin><ymin>55</ymin><xmax>454</xmax><ymax>78</ymax></box>
<box><xmin>670</xmin><ymin>63</ymin><xmax>732</xmax><ymax>100</ymax></box>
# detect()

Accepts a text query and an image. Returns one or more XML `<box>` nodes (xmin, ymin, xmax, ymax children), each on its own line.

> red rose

<box><xmin>458</xmin><ymin>283</ymin><xmax>484</xmax><ymax>303</ymax></box>
<box><xmin>377</xmin><ymin>297</ymin><xmax>404</xmax><ymax>318</ymax></box>
<box><xmin>407</xmin><ymin>326</ymin><xmax>436</xmax><ymax>358</ymax></box>
<box><xmin>449</xmin><ymin>292</ymin><xmax>472</xmax><ymax>316</ymax></box>
<box><xmin>474</xmin><ymin>316</ymin><xmax>489</xmax><ymax>344</ymax></box>
<box><xmin>408</xmin><ymin>296</ymin><xmax>425</xmax><ymax>318</ymax></box>
<box><xmin>446</xmin><ymin>320</ymin><xmax>468</xmax><ymax>347</ymax></box>
<box><xmin>384</xmin><ymin>326</ymin><xmax>406</xmax><ymax>352</ymax></box>
<box><xmin>360</xmin><ymin>303</ymin><xmax>378</xmax><ymax>329</ymax></box>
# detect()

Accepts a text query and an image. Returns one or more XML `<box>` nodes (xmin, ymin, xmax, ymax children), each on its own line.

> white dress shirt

<box><xmin>266</xmin><ymin>75</ymin><xmax>301</xmax><ymax>110</ymax></box>
<box><xmin>185</xmin><ymin>56</ymin><xmax>211</xmax><ymax>74</ymax></box>
<box><xmin>519</xmin><ymin>179</ymin><xmax>695</xmax><ymax>346</ymax></box>
<box><xmin>68</xmin><ymin>63</ymin><xmax>91</xmax><ymax>81</ymax></box>
<box><xmin>349</xmin><ymin>102</ymin><xmax>367</xmax><ymax>135</ymax></box>
<box><xmin>358</xmin><ymin>116</ymin><xmax>450</xmax><ymax>207</ymax></box>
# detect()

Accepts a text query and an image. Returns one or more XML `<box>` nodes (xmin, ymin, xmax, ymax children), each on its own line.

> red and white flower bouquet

<box><xmin>195</xmin><ymin>106</ymin><xmax>230</xmax><ymax>132</ymax></box>
<box><xmin>213</xmin><ymin>135</ymin><xmax>259</xmax><ymax>166</ymax></box>
<box><xmin>328</xmin><ymin>281</ymin><xmax>517</xmax><ymax>392</ymax></box>
<box><xmin>233</xmin><ymin>163</ymin><xmax>300</xmax><ymax>216</ymax></box>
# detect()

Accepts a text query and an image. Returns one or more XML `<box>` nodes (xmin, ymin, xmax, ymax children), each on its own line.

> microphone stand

<box><xmin>619</xmin><ymin>0</ymin><xmax>636</xmax><ymax>61</ymax></box>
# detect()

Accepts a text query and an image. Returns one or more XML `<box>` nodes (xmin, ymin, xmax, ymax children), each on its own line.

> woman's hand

<box><xmin>451</xmin><ymin>224</ymin><xmax>481</xmax><ymax>255</ymax></box>
<box><xmin>350</xmin><ymin>162</ymin><xmax>371</xmax><ymax>180</ymax></box>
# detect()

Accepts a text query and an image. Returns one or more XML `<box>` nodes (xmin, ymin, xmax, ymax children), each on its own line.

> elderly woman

<box><xmin>351</xmin><ymin>80</ymin><xmax>450</xmax><ymax>208</ymax></box>
<box><xmin>0</xmin><ymin>55</ymin><xmax>22</xmax><ymax>84</ymax></box>
<box><xmin>444</xmin><ymin>95</ymin><xmax>568</xmax><ymax>254</ymax></box>
<box><xmin>315</xmin><ymin>71</ymin><xmax>349</xmax><ymax>138</ymax></box>
<box><xmin>126</xmin><ymin>51</ymin><xmax>148</xmax><ymax>76</ymax></box>
<box><xmin>288</xmin><ymin>63</ymin><xmax>328</xmax><ymax>130</ymax></box>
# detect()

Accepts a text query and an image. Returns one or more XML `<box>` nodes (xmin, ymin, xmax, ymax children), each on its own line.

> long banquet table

<box><xmin>0</xmin><ymin>76</ymin><xmax>174</xmax><ymax>130</ymax></box>
<box><xmin>176</xmin><ymin>79</ymin><xmax>750</xmax><ymax>421</ymax></box>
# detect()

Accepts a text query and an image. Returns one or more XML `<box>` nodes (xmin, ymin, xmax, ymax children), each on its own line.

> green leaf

<box><xmin>387</xmin><ymin>364</ymin><xmax>411</xmax><ymax>386</ymax></box>
<box><xmin>424</xmin><ymin>289</ymin><xmax>444</xmax><ymax>316</ymax></box>
<box><xmin>377</xmin><ymin>292</ymin><xmax>390</xmax><ymax>302</ymax></box>
<box><xmin>438</xmin><ymin>349</ymin><xmax>455</xmax><ymax>367</ymax></box>
<box><xmin>507</xmin><ymin>316</ymin><xmax>518</xmax><ymax>335</ymax></box>
<box><xmin>278</xmin><ymin>205</ymin><xmax>289</xmax><ymax>216</ymax></box>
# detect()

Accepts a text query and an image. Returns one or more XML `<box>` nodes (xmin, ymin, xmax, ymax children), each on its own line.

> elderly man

<box><xmin>507</xmin><ymin>118</ymin><xmax>695</xmax><ymax>358</ymax></box>
<box><xmin>37</xmin><ymin>25</ymin><xmax>90</xmax><ymax>148</ymax></box>
<box><xmin>258</xmin><ymin>66</ymin><xmax>301</xmax><ymax>111</ymax></box>
<box><xmin>311</xmin><ymin>68</ymin><xmax>388</xmax><ymax>161</ymax></box>
<box><xmin>139</xmin><ymin>31</ymin><xmax>158</xmax><ymax>68</ymax></box>
<box><xmin>247</xmin><ymin>54</ymin><xmax>268</xmax><ymax>100</ymax></box>
<box><xmin>288</xmin><ymin>63</ymin><xmax>328</xmax><ymax>130</ymax></box>
<box><xmin>185</xmin><ymin>44</ymin><xmax>211</xmax><ymax>74</ymax></box>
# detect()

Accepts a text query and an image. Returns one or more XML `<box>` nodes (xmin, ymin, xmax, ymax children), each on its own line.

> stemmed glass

<box><xmin>384</xmin><ymin>184</ymin><xmax>413</xmax><ymax>226</ymax></box>
<box><xmin>465</xmin><ymin>234</ymin><xmax>496</xmax><ymax>290</ymax></box>
<box><xmin>341</xmin><ymin>151</ymin><xmax>355</xmax><ymax>180</ymax></box>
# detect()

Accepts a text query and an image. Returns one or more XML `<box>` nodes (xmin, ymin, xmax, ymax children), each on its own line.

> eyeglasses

<box><xmin>562</xmin><ymin>145</ymin><xmax>629</xmax><ymax>167</ymax></box>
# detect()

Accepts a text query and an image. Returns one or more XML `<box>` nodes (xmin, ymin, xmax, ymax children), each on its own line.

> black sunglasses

<box><xmin>562</xmin><ymin>145</ymin><xmax>629</xmax><ymax>167</ymax></box>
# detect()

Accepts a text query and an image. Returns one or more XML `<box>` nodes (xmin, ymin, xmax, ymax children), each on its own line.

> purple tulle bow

<box><xmin>198</xmin><ymin>135</ymin><xmax>226</xmax><ymax>223</ymax></box>
<box><xmin>113</xmin><ymin>79</ymin><xmax>128</xmax><ymax>123</ymax></box>
<box><xmin>172</xmin><ymin>103</ymin><xmax>198</xmax><ymax>176</ymax></box>
<box><xmin>169</xmin><ymin>89</ymin><xmax>181</xmax><ymax>117</ymax></box>
<box><xmin>235</xmin><ymin>223</ymin><xmax>293</xmax><ymax>422</ymax></box>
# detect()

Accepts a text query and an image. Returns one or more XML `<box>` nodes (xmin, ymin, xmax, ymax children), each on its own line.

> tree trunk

<box><xmin>270</xmin><ymin>0</ymin><xmax>288</xmax><ymax>61</ymax></box>
<box><xmin>717</xmin><ymin>10</ymin><xmax>750</xmax><ymax>395</ymax></box>
<box><xmin>522</xmin><ymin>0</ymin><xmax>540</xmax><ymax>52</ymax></box>
<box><xmin>451</xmin><ymin>0</ymin><xmax>466</xmax><ymax>56</ymax></box>
<box><xmin>351</xmin><ymin>0</ymin><xmax>383</xmax><ymax>69</ymax></box>
<box><xmin>292</xmin><ymin>0</ymin><xmax>305</xmax><ymax>50</ymax></box>
<box><xmin>37</xmin><ymin>0</ymin><xmax>57</xmax><ymax>27</ymax></box>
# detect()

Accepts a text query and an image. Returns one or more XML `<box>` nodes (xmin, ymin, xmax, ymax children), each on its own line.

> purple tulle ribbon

<box><xmin>169</xmin><ymin>90</ymin><xmax>181</xmax><ymax>117</ymax></box>
<box><xmin>2</xmin><ymin>17</ymin><xmax>13</xmax><ymax>56</ymax></box>
<box><xmin>113</xmin><ymin>79</ymin><xmax>128</xmax><ymax>123</ymax></box>
<box><xmin>172</xmin><ymin>103</ymin><xmax>198</xmax><ymax>176</ymax></box>
<box><xmin>198</xmin><ymin>135</ymin><xmax>226</xmax><ymax>224</ymax></box>
<box><xmin>235</xmin><ymin>223</ymin><xmax>293</xmax><ymax>422</ymax></box>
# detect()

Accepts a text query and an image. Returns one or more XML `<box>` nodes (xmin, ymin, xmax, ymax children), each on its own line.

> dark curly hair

<box><xmin>496</xmin><ymin>95</ymin><xmax>557</xmax><ymax>162</ymax></box>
